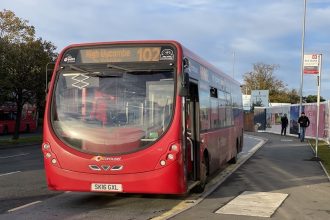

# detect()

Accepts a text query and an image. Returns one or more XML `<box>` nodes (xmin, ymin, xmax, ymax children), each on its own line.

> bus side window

<box><xmin>199</xmin><ymin>90</ymin><xmax>210</xmax><ymax>130</ymax></box>
<box><xmin>219</xmin><ymin>99</ymin><xmax>226</xmax><ymax>128</ymax></box>
<box><xmin>210</xmin><ymin>98</ymin><xmax>219</xmax><ymax>128</ymax></box>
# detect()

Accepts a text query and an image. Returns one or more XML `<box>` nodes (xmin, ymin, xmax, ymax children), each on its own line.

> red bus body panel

<box><xmin>44</xmin><ymin>157</ymin><xmax>184</xmax><ymax>194</ymax></box>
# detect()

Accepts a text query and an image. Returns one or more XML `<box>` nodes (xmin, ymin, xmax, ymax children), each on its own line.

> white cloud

<box><xmin>1</xmin><ymin>0</ymin><xmax>330</xmax><ymax>99</ymax></box>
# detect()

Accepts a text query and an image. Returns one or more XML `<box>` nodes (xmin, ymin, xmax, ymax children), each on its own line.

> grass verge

<box><xmin>308</xmin><ymin>139</ymin><xmax>330</xmax><ymax>175</ymax></box>
<box><xmin>0</xmin><ymin>135</ymin><xmax>42</xmax><ymax>147</ymax></box>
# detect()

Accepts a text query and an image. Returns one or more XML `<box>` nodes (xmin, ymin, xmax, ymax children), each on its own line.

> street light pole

<box><xmin>232</xmin><ymin>51</ymin><xmax>236</xmax><ymax>79</ymax></box>
<box><xmin>299</xmin><ymin>0</ymin><xmax>307</xmax><ymax>117</ymax></box>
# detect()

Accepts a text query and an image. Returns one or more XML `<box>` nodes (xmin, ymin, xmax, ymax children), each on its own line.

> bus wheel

<box><xmin>229</xmin><ymin>140</ymin><xmax>239</xmax><ymax>164</ymax></box>
<box><xmin>193</xmin><ymin>154</ymin><xmax>209</xmax><ymax>193</ymax></box>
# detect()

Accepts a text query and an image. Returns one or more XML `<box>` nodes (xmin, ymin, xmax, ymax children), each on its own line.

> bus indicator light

<box><xmin>167</xmin><ymin>154</ymin><xmax>174</xmax><ymax>160</ymax></box>
<box><xmin>51</xmin><ymin>158</ymin><xmax>57</xmax><ymax>164</ymax></box>
<box><xmin>160</xmin><ymin>160</ymin><xmax>166</xmax><ymax>166</ymax></box>
<box><xmin>43</xmin><ymin>143</ymin><xmax>51</xmax><ymax>150</ymax></box>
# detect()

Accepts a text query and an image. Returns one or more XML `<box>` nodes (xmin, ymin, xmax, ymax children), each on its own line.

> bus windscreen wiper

<box><xmin>107</xmin><ymin>63</ymin><xmax>173</xmax><ymax>74</ymax></box>
<box><xmin>69</xmin><ymin>65</ymin><xmax>90</xmax><ymax>73</ymax></box>
<box><xmin>107</xmin><ymin>64</ymin><xmax>132</xmax><ymax>72</ymax></box>
<box><xmin>67</xmin><ymin>65</ymin><xmax>123</xmax><ymax>78</ymax></box>
<box><xmin>125</xmin><ymin>69</ymin><xmax>174</xmax><ymax>74</ymax></box>
<box><xmin>88</xmin><ymin>72</ymin><xmax>123</xmax><ymax>78</ymax></box>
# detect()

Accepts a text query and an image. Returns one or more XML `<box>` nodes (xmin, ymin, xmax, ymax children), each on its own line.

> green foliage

<box><xmin>243</xmin><ymin>63</ymin><xmax>285</xmax><ymax>95</ymax></box>
<box><xmin>242</xmin><ymin>63</ymin><xmax>301</xmax><ymax>104</ymax></box>
<box><xmin>0</xmin><ymin>9</ymin><xmax>57</xmax><ymax>139</ymax></box>
<box><xmin>271</xmin><ymin>89</ymin><xmax>300</xmax><ymax>104</ymax></box>
<box><xmin>0</xmin><ymin>135</ymin><xmax>42</xmax><ymax>147</ymax></box>
<box><xmin>309</xmin><ymin>140</ymin><xmax>330</xmax><ymax>175</ymax></box>
<box><xmin>304</xmin><ymin>95</ymin><xmax>325</xmax><ymax>103</ymax></box>
<box><xmin>0</xmin><ymin>9</ymin><xmax>35</xmax><ymax>43</ymax></box>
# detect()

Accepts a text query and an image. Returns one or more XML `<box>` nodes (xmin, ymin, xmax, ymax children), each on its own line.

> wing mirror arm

<box><xmin>178</xmin><ymin>72</ymin><xmax>189</xmax><ymax>97</ymax></box>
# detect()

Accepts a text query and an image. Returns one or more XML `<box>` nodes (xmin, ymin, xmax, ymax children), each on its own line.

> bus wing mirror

<box><xmin>178</xmin><ymin>72</ymin><xmax>189</xmax><ymax>97</ymax></box>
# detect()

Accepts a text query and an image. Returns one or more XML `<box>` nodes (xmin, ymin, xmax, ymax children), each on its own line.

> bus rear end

<box><xmin>42</xmin><ymin>41</ymin><xmax>187</xmax><ymax>194</ymax></box>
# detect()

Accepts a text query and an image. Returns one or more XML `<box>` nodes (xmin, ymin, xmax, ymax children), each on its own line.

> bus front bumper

<box><xmin>44</xmin><ymin>160</ymin><xmax>186</xmax><ymax>195</ymax></box>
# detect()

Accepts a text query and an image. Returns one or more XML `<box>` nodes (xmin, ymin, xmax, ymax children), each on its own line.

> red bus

<box><xmin>0</xmin><ymin>102</ymin><xmax>38</xmax><ymax>134</ymax></box>
<box><xmin>42</xmin><ymin>40</ymin><xmax>243</xmax><ymax>194</ymax></box>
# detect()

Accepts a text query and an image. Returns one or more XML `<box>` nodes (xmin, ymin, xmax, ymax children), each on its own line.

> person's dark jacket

<box><xmin>281</xmin><ymin>116</ymin><xmax>288</xmax><ymax>127</ymax></box>
<box><xmin>298</xmin><ymin>116</ymin><xmax>310</xmax><ymax>127</ymax></box>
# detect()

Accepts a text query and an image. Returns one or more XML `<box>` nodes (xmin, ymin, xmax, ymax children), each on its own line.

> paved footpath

<box><xmin>171</xmin><ymin>133</ymin><xmax>330</xmax><ymax>220</ymax></box>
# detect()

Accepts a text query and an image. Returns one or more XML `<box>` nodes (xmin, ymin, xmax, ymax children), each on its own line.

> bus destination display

<box><xmin>78</xmin><ymin>47</ymin><xmax>175</xmax><ymax>63</ymax></box>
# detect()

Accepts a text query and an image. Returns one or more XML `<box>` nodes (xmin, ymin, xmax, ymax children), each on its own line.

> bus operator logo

<box><xmin>92</xmin><ymin>156</ymin><xmax>122</xmax><ymax>162</ymax></box>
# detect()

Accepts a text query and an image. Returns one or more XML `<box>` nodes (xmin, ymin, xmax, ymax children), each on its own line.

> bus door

<box><xmin>185</xmin><ymin>82</ymin><xmax>200</xmax><ymax>184</ymax></box>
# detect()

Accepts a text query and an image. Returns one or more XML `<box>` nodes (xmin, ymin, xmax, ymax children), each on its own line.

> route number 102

<box><xmin>137</xmin><ymin>47</ymin><xmax>161</xmax><ymax>61</ymax></box>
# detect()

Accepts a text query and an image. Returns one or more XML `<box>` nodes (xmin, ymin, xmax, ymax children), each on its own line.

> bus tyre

<box><xmin>229</xmin><ymin>143</ymin><xmax>239</xmax><ymax>164</ymax></box>
<box><xmin>229</xmin><ymin>152</ymin><xmax>238</xmax><ymax>164</ymax></box>
<box><xmin>193</xmin><ymin>155</ymin><xmax>209</xmax><ymax>193</ymax></box>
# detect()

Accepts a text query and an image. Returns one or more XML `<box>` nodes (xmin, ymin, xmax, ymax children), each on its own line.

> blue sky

<box><xmin>2</xmin><ymin>0</ymin><xmax>330</xmax><ymax>99</ymax></box>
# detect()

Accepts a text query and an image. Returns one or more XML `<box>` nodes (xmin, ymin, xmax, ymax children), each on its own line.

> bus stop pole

<box><xmin>315</xmin><ymin>54</ymin><xmax>322</xmax><ymax>160</ymax></box>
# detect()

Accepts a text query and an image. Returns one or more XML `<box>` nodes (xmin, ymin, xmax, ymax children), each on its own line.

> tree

<box><xmin>0</xmin><ymin>9</ymin><xmax>35</xmax><ymax>43</ymax></box>
<box><xmin>33</xmin><ymin>40</ymin><xmax>57</xmax><ymax>119</ymax></box>
<box><xmin>242</xmin><ymin>63</ymin><xmax>286</xmax><ymax>95</ymax></box>
<box><xmin>270</xmin><ymin>89</ymin><xmax>300</xmax><ymax>104</ymax></box>
<box><xmin>0</xmin><ymin>39</ymin><xmax>11</xmax><ymax>105</ymax></box>
<box><xmin>286</xmin><ymin>89</ymin><xmax>300</xmax><ymax>104</ymax></box>
<box><xmin>0</xmin><ymin>10</ymin><xmax>57</xmax><ymax>139</ymax></box>
<box><xmin>304</xmin><ymin>95</ymin><xmax>325</xmax><ymax>103</ymax></box>
<box><xmin>242</xmin><ymin>63</ymin><xmax>301</xmax><ymax>104</ymax></box>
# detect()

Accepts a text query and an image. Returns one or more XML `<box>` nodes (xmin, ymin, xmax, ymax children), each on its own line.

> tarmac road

<box><xmin>1</xmin><ymin>133</ymin><xmax>328</xmax><ymax>220</ymax></box>
<box><xmin>171</xmin><ymin>132</ymin><xmax>330</xmax><ymax>220</ymax></box>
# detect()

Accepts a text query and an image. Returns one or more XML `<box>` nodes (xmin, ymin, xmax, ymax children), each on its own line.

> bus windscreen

<box><xmin>51</xmin><ymin>67</ymin><xmax>175</xmax><ymax>155</ymax></box>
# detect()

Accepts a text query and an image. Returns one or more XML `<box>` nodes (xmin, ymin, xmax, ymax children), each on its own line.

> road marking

<box><xmin>0</xmin><ymin>171</ymin><xmax>21</xmax><ymax>177</ymax></box>
<box><xmin>7</xmin><ymin>201</ymin><xmax>42</xmax><ymax>212</ymax></box>
<box><xmin>215</xmin><ymin>191</ymin><xmax>288</xmax><ymax>217</ymax></box>
<box><xmin>0</xmin><ymin>153</ymin><xmax>30</xmax><ymax>159</ymax></box>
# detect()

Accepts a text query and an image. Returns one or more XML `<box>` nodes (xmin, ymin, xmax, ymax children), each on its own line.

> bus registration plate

<box><xmin>91</xmin><ymin>183</ymin><xmax>123</xmax><ymax>192</ymax></box>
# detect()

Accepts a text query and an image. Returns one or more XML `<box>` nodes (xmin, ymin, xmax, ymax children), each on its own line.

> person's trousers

<box><xmin>300</xmin><ymin>127</ymin><xmax>306</xmax><ymax>142</ymax></box>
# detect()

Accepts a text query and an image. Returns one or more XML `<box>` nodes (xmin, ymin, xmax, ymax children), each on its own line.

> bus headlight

<box><xmin>170</xmin><ymin>144</ymin><xmax>178</xmax><ymax>151</ymax></box>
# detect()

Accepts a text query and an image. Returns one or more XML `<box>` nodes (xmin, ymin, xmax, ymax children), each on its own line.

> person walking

<box><xmin>298</xmin><ymin>112</ymin><xmax>310</xmax><ymax>142</ymax></box>
<box><xmin>281</xmin><ymin>113</ymin><xmax>289</xmax><ymax>136</ymax></box>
